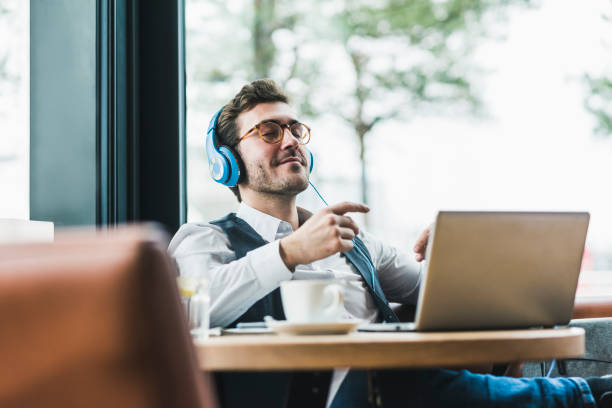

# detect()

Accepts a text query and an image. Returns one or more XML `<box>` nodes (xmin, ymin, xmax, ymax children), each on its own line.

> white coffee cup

<box><xmin>280</xmin><ymin>280</ymin><xmax>344</xmax><ymax>323</ymax></box>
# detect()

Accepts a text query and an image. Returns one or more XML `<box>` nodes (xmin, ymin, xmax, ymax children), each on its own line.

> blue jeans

<box><xmin>331</xmin><ymin>369</ymin><xmax>596</xmax><ymax>408</ymax></box>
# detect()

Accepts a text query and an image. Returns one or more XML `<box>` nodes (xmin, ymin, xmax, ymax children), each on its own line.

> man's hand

<box><xmin>279</xmin><ymin>202</ymin><xmax>369</xmax><ymax>270</ymax></box>
<box><xmin>413</xmin><ymin>225</ymin><xmax>432</xmax><ymax>262</ymax></box>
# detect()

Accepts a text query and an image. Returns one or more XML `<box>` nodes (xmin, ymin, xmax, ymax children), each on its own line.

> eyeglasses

<box><xmin>239</xmin><ymin>120</ymin><xmax>311</xmax><ymax>145</ymax></box>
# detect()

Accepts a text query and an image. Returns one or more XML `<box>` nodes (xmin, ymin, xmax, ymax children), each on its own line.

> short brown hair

<box><xmin>215</xmin><ymin>79</ymin><xmax>289</xmax><ymax>201</ymax></box>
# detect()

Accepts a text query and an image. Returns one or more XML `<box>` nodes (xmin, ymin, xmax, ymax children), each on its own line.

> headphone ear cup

<box><xmin>233</xmin><ymin>148</ymin><xmax>246</xmax><ymax>184</ymax></box>
<box><xmin>223</xmin><ymin>145</ymin><xmax>246</xmax><ymax>184</ymax></box>
<box><xmin>218</xmin><ymin>145</ymin><xmax>241</xmax><ymax>187</ymax></box>
<box><xmin>308</xmin><ymin>149</ymin><xmax>314</xmax><ymax>174</ymax></box>
<box><xmin>207</xmin><ymin>150</ymin><xmax>230</xmax><ymax>183</ymax></box>
<box><xmin>206</xmin><ymin>108</ymin><xmax>229</xmax><ymax>184</ymax></box>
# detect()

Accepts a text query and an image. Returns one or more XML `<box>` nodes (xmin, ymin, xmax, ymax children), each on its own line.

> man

<box><xmin>169</xmin><ymin>79</ymin><xmax>611</xmax><ymax>408</ymax></box>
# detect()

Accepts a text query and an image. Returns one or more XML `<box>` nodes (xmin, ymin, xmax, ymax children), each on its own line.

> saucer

<box><xmin>266</xmin><ymin>320</ymin><xmax>361</xmax><ymax>336</ymax></box>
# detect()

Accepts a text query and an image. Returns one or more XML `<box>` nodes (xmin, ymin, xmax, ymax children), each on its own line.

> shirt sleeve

<box><xmin>169</xmin><ymin>223</ymin><xmax>293</xmax><ymax>327</ymax></box>
<box><xmin>358</xmin><ymin>229</ymin><xmax>422</xmax><ymax>305</ymax></box>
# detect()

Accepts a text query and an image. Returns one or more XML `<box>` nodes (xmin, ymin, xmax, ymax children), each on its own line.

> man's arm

<box><xmin>373</xmin><ymin>223</ymin><xmax>432</xmax><ymax>304</ymax></box>
<box><xmin>362</xmin><ymin>229</ymin><xmax>423</xmax><ymax>305</ymax></box>
<box><xmin>170</xmin><ymin>224</ymin><xmax>292</xmax><ymax>327</ymax></box>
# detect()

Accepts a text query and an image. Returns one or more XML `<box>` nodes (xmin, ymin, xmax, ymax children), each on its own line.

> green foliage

<box><xmin>186</xmin><ymin>0</ymin><xmax>309</xmax><ymax>111</ymax></box>
<box><xmin>583</xmin><ymin>5</ymin><xmax>612</xmax><ymax>138</ymax></box>
<box><xmin>584</xmin><ymin>74</ymin><xmax>612</xmax><ymax>136</ymax></box>
<box><xmin>334</xmin><ymin>0</ymin><xmax>532</xmax><ymax>116</ymax></box>
<box><xmin>0</xmin><ymin>56</ymin><xmax>8</xmax><ymax>81</ymax></box>
<box><xmin>188</xmin><ymin>0</ymin><xmax>531</xmax><ymax>113</ymax></box>
<box><xmin>187</xmin><ymin>0</ymin><xmax>533</xmax><ymax>205</ymax></box>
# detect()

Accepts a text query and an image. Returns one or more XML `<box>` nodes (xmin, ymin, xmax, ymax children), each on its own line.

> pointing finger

<box><xmin>329</xmin><ymin>201</ymin><xmax>370</xmax><ymax>216</ymax></box>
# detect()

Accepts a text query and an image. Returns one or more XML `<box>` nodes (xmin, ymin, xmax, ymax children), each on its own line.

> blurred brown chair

<box><xmin>0</xmin><ymin>226</ymin><xmax>218</xmax><ymax>408</ymax></box>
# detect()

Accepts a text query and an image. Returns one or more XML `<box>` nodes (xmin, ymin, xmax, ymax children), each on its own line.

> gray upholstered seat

<box><xmin>524</xmin><ymin>318</ymin><xmax>612</xmax><ymax>377</ymax></box>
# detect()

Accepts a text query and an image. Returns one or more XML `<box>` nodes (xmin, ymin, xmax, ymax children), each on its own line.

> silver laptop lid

<box><xmin>414</xmin><ymin>211</ymin><xmax>590</xmax><ymax>331</ymax></box>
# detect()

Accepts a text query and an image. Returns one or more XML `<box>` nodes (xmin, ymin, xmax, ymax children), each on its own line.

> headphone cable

<box><xmin>309</xmin><ymin>181</ymin><xmax>329</xmax><ymax>207</ymax></box>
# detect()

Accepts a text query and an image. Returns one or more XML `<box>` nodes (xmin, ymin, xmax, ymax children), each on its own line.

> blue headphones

<box><xmin>206</xmin><ymin>107</ymin><xmax>314</xmax><ymax>186</ymax></box>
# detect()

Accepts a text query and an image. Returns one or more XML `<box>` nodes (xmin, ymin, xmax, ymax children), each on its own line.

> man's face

<box><xmin>235</xmin><ymin>102</ymin><xmax>310</xmax><ymax>197</ymax></box>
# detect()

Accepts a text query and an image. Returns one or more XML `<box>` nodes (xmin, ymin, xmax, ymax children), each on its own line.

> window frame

<box><xmin>30</xmin><ymin>0</ymin><xmax>187</xmax><ymax>234</ymax></box>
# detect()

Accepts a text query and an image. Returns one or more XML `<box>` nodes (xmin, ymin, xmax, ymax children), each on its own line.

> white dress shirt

<box><xmin>168</xmin><ymin>202</ymin><xmax>422</xmax><ymax>405</ymax></box>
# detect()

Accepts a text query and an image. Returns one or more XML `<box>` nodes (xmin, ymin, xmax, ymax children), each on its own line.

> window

<box><xmin>185</xmin><ymin>0</ymin><xmax>612</xmax><ymax>280</ymax></box>
<box><xmin>0</xmin><ymin>0</ymin><xmax>29</xmax><ymax>219</ymax></box>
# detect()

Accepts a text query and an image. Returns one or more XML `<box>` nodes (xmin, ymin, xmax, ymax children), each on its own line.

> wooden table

<box><xmin>196</xmin><ymin>327</ymin><xmax>585</xmax><ymax>371</ymax></box>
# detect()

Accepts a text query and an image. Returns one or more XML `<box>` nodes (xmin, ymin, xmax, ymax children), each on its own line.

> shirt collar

<box><xmin>236</xmin><ymin>202</ymin><xmax>293</xmax><ymax>242</ymax></box>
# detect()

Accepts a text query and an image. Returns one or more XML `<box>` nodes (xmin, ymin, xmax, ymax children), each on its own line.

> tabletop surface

<box><xmin>196</xmin><ymin>327</ymin><xmax>585</xmax><ymax>371</ymax></box>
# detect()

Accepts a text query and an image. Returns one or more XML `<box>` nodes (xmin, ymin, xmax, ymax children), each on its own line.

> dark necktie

<box><xmin>343</xmin><ymin>238</ymin><xmax>400</xmax><ymax>323</ymax></box>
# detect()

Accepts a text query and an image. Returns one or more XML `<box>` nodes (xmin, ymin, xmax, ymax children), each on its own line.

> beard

<box><xmin>243</xmin><ymin>154</ymin><xmax>309</xmax><ymax>197</ymax></box>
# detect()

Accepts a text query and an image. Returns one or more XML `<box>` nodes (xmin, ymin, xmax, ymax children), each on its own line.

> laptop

<box><xmin>360</xmin><ymin>211</ymin><xmax>590</xmax><ymax>332</ymax></box>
